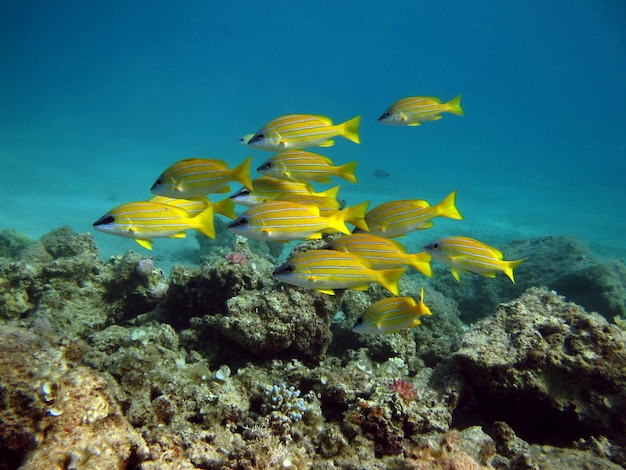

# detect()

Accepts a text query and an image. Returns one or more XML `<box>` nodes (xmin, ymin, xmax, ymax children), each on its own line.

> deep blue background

<box><xmin>1</xmin><ymin>1</ymin><xmax>625</xmax><ymax>258</ymax></box>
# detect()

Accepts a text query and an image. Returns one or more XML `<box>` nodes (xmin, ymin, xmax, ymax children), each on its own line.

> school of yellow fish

<box><xmin>93</xmin><ymin>95</ymin><xmax>525</xmax><ymax>334</ymax></box>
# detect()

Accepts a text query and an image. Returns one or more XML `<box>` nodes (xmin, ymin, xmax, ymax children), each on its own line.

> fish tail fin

<box><xmin>339</xmin><ymin>115</ymin><xmax>361</xmax><ymax>144</ymax></box>
<box><xmin>317</xmin><ymin>185</ymin><xmax>341</xmax><ymax>200</ymax></box>
<box><xmin>191</xmin><ymin>205</ymin><xmax>216</xmax><ymax>239</ymax></box>
<box><xmin>344</xmin><ymin>200</ymin><xmax>370</xmax><ymax>231</ymax></box>
<box><xmin>327</xmin><ymin>209</ymin><xmax>352</xmax><ymax>235</ymax></box>
<box><xmin>437</xmin><ymin>190</ymin><xmax>464</xmax><ymax>220</ymax></box>
<box><xmin>338</xmin><ymin>161</ymin><xmax>358</xmax><ymax>183</ymax></box>
<box><xmin>232</xmin><ymin>156</ymin><xmax>254</xmax><ymax>190</ymax></box>
<box><xmin>378</xmin><ymin>267</ymin><xmax>406</xmax><ymax>296</ymax></box>
<box><xmin>504</xmin><ymin>258</ymin><xmax>526</xmax><ymax>283</ymax></box>
<box><xmin>446</xmin><ymin>95</ymin><xmax>464</xmax><ymax>116</ymax></box>
<box><xmin>213</xmin><ymin>197</ymin><xmax>237</xmax><ymax>220</ymax></box>
<box><xmin>408</xmin><ymin>252</ymin><xmax>432</xmax><ymax>277</ymax></box>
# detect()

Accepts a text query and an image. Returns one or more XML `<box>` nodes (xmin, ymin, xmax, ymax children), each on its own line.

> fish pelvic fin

<box><xmin>345</xmin><ymin>201</ymin><xmax>370</xmax><ymax>231</ymax></box>
<box><xmin>338</xmin><ymin>161</ymin><xmax>358</xmax><ymax>183</ymax></box>
<box><xmin>504</xmin><ymin>258</ymin><xmax>526</xmax><ymax>283</ymax></box>
<box><xmin>446</xmin><ymin>94</ymin><xmax>464</xmax><ymax>116</ymax></box>
<box><xmin>437</xmin><ymin>190</ymin><xmax>464</xmax><ymax>220</ymax></box>
<box><xmin>191</xmin><ymin>205</ymin><xmax>216</xmax><ymax>239</ymax></box>
<box><xmin>408</xmin><ymin>252</ymin><xmax>433</xmax><ymax>277</ymax></box>
<box><xmin>135</xmin><ymin>239</ymin><xmax>153</xmax><ymax>250</ymax></box>
<box><xmin>232</xmin><ymin>156</ymin><xmax>254</xmax><ymax>190</ymax></box>
<box><xmin>339</xmin><ymin>115</ymin><xmax>361</xmax><ymax>144</ymax></box>
<box><xmin>377</xmin><ymin>267</ymin><xmax>406</xmax><ymax>296</ymax></box>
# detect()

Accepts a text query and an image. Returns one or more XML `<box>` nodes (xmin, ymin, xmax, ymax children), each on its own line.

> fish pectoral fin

<box><xmin>318</xmin><ymin>139</ymin><xmax>335</xmax><ymax>147</ymax></box>
<box><xmin>317</xmin><ymin>289</ymin><xmax>336</xmax><ymax>295</ymax></box>
<box><xmin>135</xmin><ymin>239</ymin><xmax>153</xmax><ymax>250</ymax></box>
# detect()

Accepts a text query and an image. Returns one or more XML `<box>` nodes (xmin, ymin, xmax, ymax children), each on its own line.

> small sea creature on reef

<box><xmin>224</xmin><ymin>252</ymin><xmax>247</xmax><ymax>265</ymax></box>
<box><xmin>378</xmin><ymin>95</ymin><xmax>464</xmax><ymax>126</ymax></box>
<box><xmin>227</xmin><ymin>200</ymin><xmax>351</xmax><ymax>241</ymax></box>
<box><xmin>273</xmin><ymin>249</ymin><xmax>405</xmax><ymax>295</ymax></box>
<box><xmin>257</xmin><ymin>150</ymin><xmax>358</xmax><ymax>183</ymax></box>
<box><xmin>352</xmin><ymin>288</ymin><xmax>432</xmax><ymax>334</ymax></box>
<box><xmin>389</xmin><ymin>379</ymin><xmax>418</xmax><ymax>403</ymax></box>
<box><xmin>230</xmin><ymin>176</ymin><xmax>317</xmax><ymax>207</ymax></box>
<box><xmin>329</xmin><ymin>233</ymin><xmax>432</xmax><ymax>276</ymax></box>
<box><xmin>374</xmin><ymin>169</ymin><xmax>390</xmax><ymax>179</ymax></box>
<box><xmin>247</xmin><ymin>113</ymin><xmax>361</xmax><ymax>151</ymax></box>
<box><xmin>423</xmin><ymin>236</ymin><xmax>525</xmax><ymax>283</ymax></box>
<box><xmin>150</xmin><ymin>156</ymin><xmax>253</xmax><ymax>198</ymax></box>
<box><xmin>355</xmin><ymin>190</ymin><xmax>463</xmax><ymax>238</ymax></box>
<box><xmin>93</xmin><ymin>201</ymin><xmax>215</xmax><ymax>250</ymax></box>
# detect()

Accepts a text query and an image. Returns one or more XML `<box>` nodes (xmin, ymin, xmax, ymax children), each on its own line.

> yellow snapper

<box><xmin>147</xmin><ymin>195</ymin><xmax>237</xmax><ymax>220</ymax></box>
<box><xmin>352</xmin><ymin>289</ymin><xmax>432</xmax><ymax>334</ymax></box>
<box><xmin>358</xmin><ymin>190</ymin><xmax>463</xmax><ymax>238</ymax></box>
<box><xmin>257</xmin><ymin>150</ymin><xmax>358</xmax><ymax>184</ymax></box>
<box><xmin>330</xmin><ymin>233</ymin><xmax>432</xmax><ymax>277</ymax></box>
<box><xmin>93</xmin><ymin>201</ymin><xmax>215</xmax><ymax>250</ymax></box>
<box><xmin>230</xmin><ymin>176</ymin><xmax>319</xmax><ymax>207</ymax></box>
<box><xmin>151</xmin><ymin>156</ymin><xmax>253</xmax><ymax>199</ymax></box>
<box><xmin>274</xmin><ymin>194</ymin><xmax>369</xmax><ymax>232</ymax></box>
<box><xmin>273</xmin><ymin>249</ymin><xmax>406</xmax><ymax>295</ymax></box>
<box><xmin>247</xmin><ymin>114</ymin><xmax>361</xmax><ymax>151</ymax></box>
<box><xmin>227</xmin><ymin>200</ymin><xmax>351</xmax><ymax>242</ymax></box>
<box><xmin>378</xmin><ymin>95</ymin><xmax>464</xmax><ymax>126</ymax></box>
<box><xmin>423</xmin><ymin>236</ymin><xmax>525</xmax><ymax>283</ymax></box>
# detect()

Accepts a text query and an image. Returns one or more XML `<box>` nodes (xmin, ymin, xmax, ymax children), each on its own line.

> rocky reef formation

<box><xmin>1</xmin><ymin>227</ymin><xmax>626</xmax><ymax>468</ymax></box>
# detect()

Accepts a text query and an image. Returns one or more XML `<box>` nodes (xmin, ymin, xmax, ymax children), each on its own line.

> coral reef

<box><xmin>2</xmin><ymin>228</ymin><xmax>626</xmax><ymax>468</ymax></box>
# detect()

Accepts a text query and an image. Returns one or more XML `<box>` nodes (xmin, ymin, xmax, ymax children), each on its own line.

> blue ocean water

<box><xmin>1</xmin><ymin>1</ymin><xmax>625</xmax><ymax>262</ymax></box>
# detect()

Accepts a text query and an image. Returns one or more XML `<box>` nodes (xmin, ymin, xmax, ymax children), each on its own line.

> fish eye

<box><xmin>93</xmin><ymin>215</ymin><xmax>115</xmax><ymax>226</ymax></box>
<box><xmin>261</xmin><ymin>162</ymin><xmax>272</xmax><ymax>170</ymax></box>
<box><xmin>432</xmin><ymin>242</ymin><xmax>439</xmax><ymax>249</ymax></box>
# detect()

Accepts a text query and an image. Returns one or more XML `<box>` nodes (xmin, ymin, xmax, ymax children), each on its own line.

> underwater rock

<box><xmin>434</xmin><ymin>235</ymin><xmax>626</xmax><ymax>323</ymax></box>
<box><xmin>0</xmin><ymin>324</ymin><xmax>148</xmax><ymax>469</ymax></box>
<box><xmin>453</xmin><ymin>287</ymin><xmax>626</xmax><ymax>465</ymax></box>
<box><xmin>0</xmin><ymin>229</ymin><xmax>34</xmax><ymax>259</ymax></box>
<box><xmin>103</xmin><ymin>251</ymin><xmax>169</xmax><ymax>322</ymax></box>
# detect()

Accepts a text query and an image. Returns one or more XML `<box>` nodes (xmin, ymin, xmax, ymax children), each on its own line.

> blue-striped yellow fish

<box><xmin>151</xmin><ymin>156</ymin><xmax>253</xmax><ymax>199</ymax></box>
<box><xmin>93</xmin><ymin>201</ymin><xmax>215</xmax><ymax>250</ymax></box>
<box><xmin>247</xmin><ymin>114</ymin><xmax>361</xmax><ymax>151</ymax></box>
<box><xmin>378</xmin><ymin>95</ymin><xmax>464</xmax><ymax>126</ymax></box>
<box><xmin>352</xmin><ymin>289</ymin><xmax>432</xmax><ymax>334</ymax></box>
<box><xmin>230</xmin><ymin>176</ymin><xmax>323</xmax><ymax>207</ymax></box>
<box><xmin>423</xmin><ymin>236</ymin><xmax>525</xmax><ymax>283</ymax></box>
<box><xmin>147</xmin><ymin>195</ymin><xmax>237</xmax><ymax>220</ymax></box>
<box><xmin>358</xmin><ymin>191</ymin><xmax>463</xmax><ymax>238</ymax></box>
<box><xmin>275</xmin><ymin>195</ymin><xmax>369</xmax><ymax>232</ymax></box>
<box><xmin>227</xmin><ymin>200</ymin><xmax>351</xmax><ymax>242</ymax></box>
<box><xmin>273</xmin><ymin>249</ymin><xmax>406</xmax><ymax>295</ymax></box>
<box><xmin>330</xmin><ymin>233</ymin><xmax>432</xmax><ymax>277</ymax></box>
<box><xmin>257</xmin><ymin>150</ymin><xmax>358</xmax><ymax>184</ymax></box>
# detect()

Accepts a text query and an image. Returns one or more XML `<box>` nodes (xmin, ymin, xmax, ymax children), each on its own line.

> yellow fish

<box><xmin>247</xmin><ymin>114</ymin><xmax>361</xmax><ymax>151</ymax></box>
<box><xmin>273</xmin><ymin>249</ymin><xmax>406</xmax><ymax>295</ymax></box>
<box><xmin>330</xmin><ymin>233</ymin><xmax>432</xmax><ymax>277</ymax></box>
<box><xmin>378</xmin><ymin>95</ymin><xmax>463</xmax><ymax>126</ymax></box>
<box><xmin>93</xmin><ymin>201</ymin><xmax>215</xmax><ymax>250</ymax></box>
<box><xmin>147</xmin><ymin>195</ymin><xmax>237</xmax><ymax>220</ymax></box>
<box><xmin>352</xmin><ymin>289</ymin><xmax>432</xmax><ymax>334</ymax></box>
<box><xmin>227</xmin><ymin>200</ymin><xmax>351</xmax><ymax>242</ymax></box>
<box><xmin>423</xmin><ymin>236</ymin><xmax>525</xmax><ymax>283</ymax></box>
<box><xmin>274</xmin><ymin>195</ymin><xmax>370</xmax><ymax>232</ymax></box>
<box><xmin>230</xmin><ymin>176</ymin><xmax>322</xmax><ymax>207</ymax></box>
<box><xmin>151</xmin><ymin>156</ymin><xmax>253</xmax><ymax>199</ymax></box>
<box><xmin>358</xmin><ymin>191</ymin><xmax>463</xmax><ymax>238</ymax></box>
<box><xmin>257</xmin><ymin>150</ymin><xmax>358</xmax><ymax>184</ymax></box>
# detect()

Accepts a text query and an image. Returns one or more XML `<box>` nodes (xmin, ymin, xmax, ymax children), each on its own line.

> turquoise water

<box><xmin>2</xmin><ymin>1</ymin><xmax>625</xmax><ymax>262</ymax></box>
